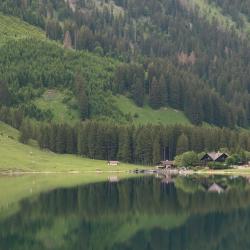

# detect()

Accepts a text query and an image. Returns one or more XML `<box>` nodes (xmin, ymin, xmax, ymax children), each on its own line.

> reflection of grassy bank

<box><xmin>2</xmin><ymin>176</ymin><xmax>250</xmax><ymax>250</ymax></box>
<box><xmin>0</xmin><ymin>173</ymin><xmax>136</xmax><ymax>219</ymax></box>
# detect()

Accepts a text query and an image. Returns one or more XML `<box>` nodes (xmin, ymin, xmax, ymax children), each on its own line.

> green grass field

<box><xmin>0</xmin><ymin>12</ymin><xmax>45</xmax><ymax>46</ymax></box>
<box><xmin>0</xmin><ymin>122</ymin><xmax>143</xmax><ymax>173</ymax></box>
<box><xmin>34</xmin><ymin>89</ymin><xmax>80</xmax><ymax>123</ymax></box>
<box><xmin>114</xmin><ymin>95</ymin><xmax>191</xmax><ymax>125</ymax></box>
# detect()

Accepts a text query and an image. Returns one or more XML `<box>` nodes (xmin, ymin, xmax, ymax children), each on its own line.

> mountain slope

<box><xmin>0</xmin><ymin>12</ymin><xmax>190</xmax><ymax>125</ymax></box>
<box><xmin>0</xmin><ymin>12</ymin><xmax>45</xmax><ymax>46</ymax></box>
<box><xmin>0</xmin><ymin>121</ymin><xmax>141</xmax><ymax>172</ymax></box>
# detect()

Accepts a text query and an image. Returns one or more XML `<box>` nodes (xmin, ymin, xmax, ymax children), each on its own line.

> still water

<box><xmin>1</xmin><ymin>174</ymin><xmax>250</xmax><ymax>250</ymax></box>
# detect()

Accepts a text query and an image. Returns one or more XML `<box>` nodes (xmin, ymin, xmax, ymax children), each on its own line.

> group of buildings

<box><xmin>157</xmin><ymin>152</ymin><xmax>229</xmax><ymax>169</ymax></box>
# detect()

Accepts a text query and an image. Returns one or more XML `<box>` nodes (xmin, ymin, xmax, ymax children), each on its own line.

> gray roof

<box><xmin>202</xmin><ymin>152</ymin><xmax>228</xmax><ymax>161</ymax></box>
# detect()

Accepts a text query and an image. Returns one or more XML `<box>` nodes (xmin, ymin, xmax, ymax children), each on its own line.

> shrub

<box><xmin>174</xmin><ymin>151</ymin><xmax>199</xmax><ymax>168</ymax></box>
<box><xmin>208</xmin><ymin>162</ymin><xmax>229</xmax><ymax>169</ymax></box>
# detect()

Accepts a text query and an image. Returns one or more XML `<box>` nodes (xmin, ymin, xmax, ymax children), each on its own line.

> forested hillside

<box><xmin>1</xmin><ymin>1</ymin><xmax>250</xmax><ymax>163</ymax></box>
<box><xmin>1</xmin><ymin>0</ymin><xmax>250</xmax><ymax>127</ymax></box>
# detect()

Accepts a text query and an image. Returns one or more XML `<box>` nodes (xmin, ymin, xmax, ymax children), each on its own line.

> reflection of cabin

<box><xmin>161</xmin><ymin>175</ymin><xmax>174</xmax><ymax>184</ymax></box>
<box><xmin>200</xmin><ymin>152</ymin><xmax>228</xmax><ymax>164</ymax></box>
<box><xmin>156</xmin><ymin>160</ymin><xmax>174</xmax><ymax>169</ymax></box>
<box><xmin>208</xmin><ymin>183</ymin><xmax>224</xmax><ymax>194</ymax></box>
<box><xmin>108</xmin><ymin>161</ymin><xmax>120</xmax><ymax>166</ymax></box>
<box><xmin>108</xmin><ymin>176</ymin><xmax>119</xmax><ymax>183</ymax></box>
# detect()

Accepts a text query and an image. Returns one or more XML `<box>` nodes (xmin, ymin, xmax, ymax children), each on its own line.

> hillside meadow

<box><xmin>0</xmin><ymin>122</ymin><xmax>143</xmax><ymax>173</ymax></box>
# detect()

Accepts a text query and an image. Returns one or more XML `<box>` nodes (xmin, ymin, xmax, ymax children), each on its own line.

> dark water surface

<box><xmin>1</xmin><ymin>174</ymin><xmax>250</xmax><ymax>250</ymax></box>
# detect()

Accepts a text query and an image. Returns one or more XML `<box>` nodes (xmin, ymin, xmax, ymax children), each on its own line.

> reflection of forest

<box><xmin>1</xmin><ymin>176</ymin><xmax>250</xmax><ymax>250</ymax></box>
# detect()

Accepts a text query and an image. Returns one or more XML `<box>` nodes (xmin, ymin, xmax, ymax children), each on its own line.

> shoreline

<box><xmin>1</xmin><ymin>167</ymin><xmax>250</xmax><ymax>177</ymax></box>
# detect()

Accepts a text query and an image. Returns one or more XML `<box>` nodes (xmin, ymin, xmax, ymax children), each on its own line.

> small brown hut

<box><xmin>108</xmin><ymin>161</ymin><xmax>120</xmax><ymax>166</ymax></box>
<box><xmin>157</xmin><ymin>160</ymin><xmax>174</xmax><ymax>169</ymax></box>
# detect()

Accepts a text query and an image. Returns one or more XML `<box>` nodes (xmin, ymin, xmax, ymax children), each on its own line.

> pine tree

<box><xmin>56</xmin><ymin>124</ymin><xmax>66</xmax><ymax>153</ymax></box>
<box><xmin>75</xmin><ymin>73</ymin><xmax>89</xmax><ymax>120</ymax></box>
<box><xmin>0</xmin><ymin>80</ymin><xmax>11</xmax><ymax>106</ymax></box>
<box><xmin>149</xmin><ymin>77</ymin><xmax>161</xmax><ymax>109</ymax></box>
<box><xmin>152</xmin><ymin>138</ymin><xmax>161</xmax><ymax>164</ymax></box>
<box><xmin>19</xmin><ymin>119</ymin><xmax>31</xmax><ymax>144</ymax></box>
<box><xmin>66</xmin><ymin>126</ymin><xmax>75</xmax><ymax>154</ymax></box>
<box><xmin>117</xmin><ymin>127</ymin><xmax>132</xmax><ymax>162</ymax></box>
<box><xmin>131</xmin><ymin>77</ymin><xmax>144</xmax><ymax>107</ymax></box>
<box><xmin>176</xmin><ymin>133</ymin><xmax>189</xmax><ymax>155</ymax></box>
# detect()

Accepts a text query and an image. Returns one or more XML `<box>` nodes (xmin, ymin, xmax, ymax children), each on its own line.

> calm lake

<box><xmin>1</xmin><ymin>174</ymin><xmax>250</xmax><ymax>250</ymax></box>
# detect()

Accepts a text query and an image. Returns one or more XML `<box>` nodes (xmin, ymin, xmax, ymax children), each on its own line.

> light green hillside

<box><xmin>0</xmin><ymin>122</ymin><xmax>143</xmax><ymax>173</ymax></box>
<box><xmin>114</xmin><ymin>95</ymin><xmax>191</xmax><ymax>125</ymax></box>
<box><xmin>0</xmin><ymin>12</ymin><xmax>45</xmax><ymax>46</ymax></box>
<box><xmin>33</xmin><ymin>89</ymin><xmax>81</xmax><ymax>123</ymax></box>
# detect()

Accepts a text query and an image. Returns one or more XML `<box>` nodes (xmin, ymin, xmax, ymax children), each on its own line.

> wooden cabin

<box><xmin>156</xmin><ymin>160</ymin><xmax>174</xmax><ymax>169</ymax></box>
<box><xmin>107</xmin><ymin>161</ymin><xmax>120</xmax><ymax>166</ymax></box>
<box><xmin>200</xmin><ymin>152</ymin><xmax>228</xmax><ymax>164</ymax></box>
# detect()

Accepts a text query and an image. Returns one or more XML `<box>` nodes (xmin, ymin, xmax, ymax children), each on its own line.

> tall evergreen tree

<box><xmin>176</xmin><ymin>133</ymin><xmax>189</xmax><ymax>155</ymax></box>
<box><xmin>131</xmin><ymin>77</ymin><xmax>144</xmax><ymax>107</ymax></box>
<box><xmin>75</xmin><ymin>73</ymin><xmax>89</xmax><ymax>120</ymax></box>
<box><xmin>0</xmin><ymin>80</ymin><xmax>11</xmax><ymax>106</ymax></box>
<box><xmin>19</xmin><ymin>119</ymin><xmax>31</xmax><ymax>144</ymax></box>
<box><xmin>117</xmin><ymin>127</ymin><xmax>132</xmax><ymax>162</ymax></box>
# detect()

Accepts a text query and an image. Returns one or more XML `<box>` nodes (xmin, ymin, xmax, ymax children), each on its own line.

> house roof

<box><xmin>160</xmin><ymin>160</ymin><xmax>174</xmax><ymax>165</ymax></box>
<box><xmin>201</xmin><ymin>152</ymin><xmax>228</xmax><ymax>161</ymax></box>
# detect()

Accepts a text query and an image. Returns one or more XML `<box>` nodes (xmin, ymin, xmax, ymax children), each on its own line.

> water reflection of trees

<box><xmin>1</xmin><ymin>176</ymin><xmax>250</xmax><ymax>250</ymax></box>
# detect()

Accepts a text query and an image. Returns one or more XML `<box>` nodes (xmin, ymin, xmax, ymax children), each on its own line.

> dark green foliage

<box><xmin>45</xmin><ymin>19</ymin><xmax>63</xmax><ymax>41</ymax></box>
<box><xmin>208</xmin><ymin>162</ymin><xmax>229</xmax><ymax>170</ymax></box>
<box><xmin>0</xmin><ymin>80</ymin><xmax>11</xmax><ymax>106</ymax></box>
<box><xmin>174</xmin><ymin>151</ymin><xmax>199</xmax><ymax>168</ymax></box>
<box><xmin>176</xmin><ymin>133</ymin><xmax>189</xmax><ymax>155</ymax></box>
<box><xmin>13</xmin><ymin>120</ymin><xmax>250</xmax><ymax>165</ymax></box>
<box><xmin>19</xmin><ymin>119</ymin><xmax>31</xmax><ymax>144</ymax></box>
<box><xmin>117</xmin><ymin>127</ymin><xmax>132</xmax><ymax>162</ymax></box>
<box><xmin>75</xmin><ymin>74</ymin><xmax>89</xmax><ymax>119</ymax></box>
<box><xmin>0</xmin><ymin>38</ymin><xmax>118</xmax><ymax>120</ymax></box>
<box><xmin>2</xmin><ymin>0</ymin><xmax>250</xmax><ymax>128</ymax></box>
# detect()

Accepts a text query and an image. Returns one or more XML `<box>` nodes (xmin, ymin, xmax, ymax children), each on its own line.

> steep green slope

<box><xmin>33</xmin><ymin>89</ymin><xmax>80</xmax><ymax>123</ymax></box>
<box><xmin>0</xmin><ymin>13</ymin><xmax>190</xmax><ymax>124</ymax></box>
<box><xmin>0</xmin><ymin>12</ymin><xmax>45</xmax><ymax>46</ymax></box>
<box><xmin>114</xmin><ymin>95</ymin><xmax>190</xmax><ymax>125</ymax></box>
<box><xmin>0</xmin><ymin>122</ymin><xmax>142</xmax><ymax>172</ymax></box>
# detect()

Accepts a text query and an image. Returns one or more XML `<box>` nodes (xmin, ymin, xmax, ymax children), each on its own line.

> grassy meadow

<box><xmin>114</xmin><ymin>95</ymin><xmax>190</xmax><ymax>125</ymax></box>
<box><xmin>34</xmin><ymin>89</ymin><xmax>81</xmax><ymax>123</ymax></box>
<box><xmin>0</xmin><ymin>122</ymin><xmax>144</xmax><ymax>173</ymax></box>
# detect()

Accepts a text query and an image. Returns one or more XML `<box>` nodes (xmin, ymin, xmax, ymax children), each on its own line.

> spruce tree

<box><xmin>176</xmin><ymin>133</ymin><xmax>189</xmax><ymax>155</ymax></box>
<box><xmin>149</xmin><ymin>77</ymin><xmax>161</xmax><ymax>109</ymax></box>
<box><xmin>19</xmin><ymin>119</ymin><xmax>31</xmax><ymax>144</ymax></box>
<box><xmin>117</xmin><ymin>127</ymin><xmax>132</xmax><ymax>162</ymax></box>
<box><xmin>0</xmin><ymin>80</ymin><xmax>11</xmax><ymax>106</ymax></box>
<box><xmin>75</xmin><ymin>73</ymin><xmax>89</xmax><ymax>120</ymax></box>
<box><xmin>152</xmin><ymin>138</ymin><xmax>161</xmax><ymax>164</ymax></box>
<box><xmin>131</xmin><ymin>77</ymin><xmax>144</xmax><ymax>107</ymax></box>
